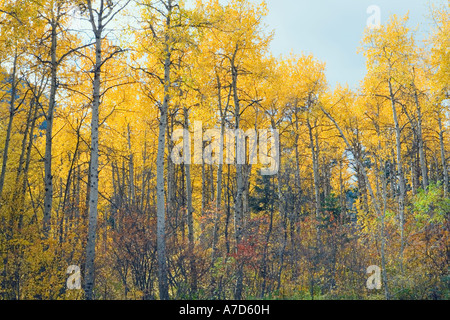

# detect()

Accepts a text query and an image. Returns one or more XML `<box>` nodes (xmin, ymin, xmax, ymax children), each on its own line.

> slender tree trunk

<box><xmin>43</xmin><ymin>20</ymin><xmax>58</xmax><ymax>236</ymax></box>
<box><xmin>294</xmin><ymin>110</ymin><xmax>302</xmax><ymax>213</ymax></box>
<box><xmin>22</xmin><ymin>101</ymin><xmax>38</xmax><ymax>193</ymax></box>
<box><xmin>141</xmin><ymin>133</ymin><xmax>148</xmax><ymax>213</ymax></box>
<box><xmin>61</xmin><ymin>128</ymin><xmax>81</xmax><ymax>229</ymax></box>
<box><xmin>225</xmin><ymin>164</ymin><xmax>231</xmax><ymax>256</ymax></box>
<box><xmin>11</xmin><ymin>97</ymin><xmax>33</xmax><ymax>234</ymax></box>
<box><xmin>414</xmin><ymin>88</ymin><xmax>428</xmax><ymax>190</ymax></box>
<box><xmin>200</xmin><ymin>152</ymin><xmax>206</xmax><ymax>246</ymax></box>
<box><xmin>389</xmin><ymin>79</ymin><xmax>406</xmax><ymax>272</ymax></box>
<box><xmin>84</xmin><ymin>28</ymin><xmax>102</xmax><ymax>301</ymax></box>
<box><xmin>166</xmin><ymin>117</ymin><xmax>175</xmax><ymax>227</ymax></box>
<box><xmin>232</xmin><ymin>53</ymin><xmax>245</xmax><ymax>300</ymax></box>
<box><xmin>0</xmin><ymin>52</ymin><xmax>18</xmax><ymax>201</ymax></box>
<box><xmin>16</xmin><ymin>99</ymin><xmax>34</xmax><ymax>185</ymax></box>
<box><xmin>307</xmin><ymin>114</ymin><xmax>322</xmax><ymax>277</ymax></box>
<box><xmin>184</xmin><ymin>108</ymin><xmax>197</xmax><ymax>295</ymax></box>
<box><xmin>437</xmin><ymin>114</ymin><xmax>448</xmax><ymax>197</ymax></box>
<box><xmin>411</xmin><ymin>155</ymin><xmax>418</xmax><ymax>196</ymax></box>
<box><xmin>212</xmin><ymin>77</ymin><xmax>226</xmax><ymax>264</ymax></box>
<box><xmin>156</xmin><ymin>98</ymin><xmax>169</xmax><ymax>300</ymax></box>
<box><xmin>354</xmin><ymin>138</ymin><xmax>369</xmax><ymax>213</ymax></box>
<box><xmin>276</xmin><ymin>172</ymin><xmax>288</xmax><ymax>292</ymax></box>
<box><xmin>156</xmin><ymin>5</ymin><xmax>173</xmax><ymax>299</ymax></box>
<box><xmin>260</xmin><ymin>176</ymin><xmax>274</xmax><ymax>298</ymax></box>
<box><xmin>374</xmin><ymin>122</ymin><xmax>391</xmax><ymax>300</ymax></box>
<box><xmin>307</xmin><ymin>116</ymin><xmax>321</xmax><ymax>221</ymax></box>
<box><xmin>380</xmin><ymin>164</ymin><xmax>390</xmax><ymax>300</ymax></box>
<box><xmin>127</xmin><ymin>124</ymin><xmax>135</xmax><ymax>208</ymax></box>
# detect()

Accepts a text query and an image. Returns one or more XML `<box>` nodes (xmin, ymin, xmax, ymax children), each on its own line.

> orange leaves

<box><xmin>233</xmin><ymin>238</ymin><xmax>258</xmax><ymax>263</ymax></box>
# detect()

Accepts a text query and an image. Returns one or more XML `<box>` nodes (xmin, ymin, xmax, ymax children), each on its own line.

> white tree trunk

<box><xmin>438</xmin><ymin>114</ymin><xmax>448</xmax><ymax>197</ymax></box>
<box><xmin>84</xmin><ymin>30</ymin><xmax>102</xmax><ymax>300</ymax></box>
<box><xmin>156</xmin><ymin>8</ymin><xmax>172</xmax><ymax>298</ymax></box>
<box><xmin>43</xmin><ymin>20</ymin><xmax>58</xmax><ymax>236</ymax></box>
<box><xmin>389</xmin><ymin>79</ymin><xmax>406</xmax><ymax>271</ymax></box>
<box><xmin>0</xmin><ymin>53</ymin><xmax>18</xmax><ymax>201</ymax></box>
<box><xmin>414</xmin><ymin>88</ymin><xmax>428</xmax><ymax>190</ymax></box>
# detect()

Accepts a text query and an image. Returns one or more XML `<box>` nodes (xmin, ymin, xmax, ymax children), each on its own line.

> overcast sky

<box><xmin>260</xmin><ymin>0</ymin><xmax>445</xmax><ymax>89</ymax></box>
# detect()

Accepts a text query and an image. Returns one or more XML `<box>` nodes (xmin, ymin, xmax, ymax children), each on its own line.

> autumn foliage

<box><xmin>0</xmin><ymin>0</ymin><xmax>448</xmax><ymax>300</ymax></box>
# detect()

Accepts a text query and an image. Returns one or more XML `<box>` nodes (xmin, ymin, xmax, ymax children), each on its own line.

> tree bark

<box><xmin>388</xmin><ymin>79</ymin><xmax>406</xmax><ymax>272</ymax></box>
<box><xmin>127</xmin><ymin>124</ymin><xmax>135</xmax><ymax>208</ymax></box>
<box><xmin>413</xmin><ymin>87</ymin><xmax>428</xmax><ymax>190</ymax></box>
<box><xmin>84</xmin><ymin>0</ymin><xmax>130</xmax><ymax>300</ymax></box>
<box><xmin>212</xmin><ymin>75</ymin><xmax>228</xmax><ymax>264</ymax></box>
<box><xmin>84</xmin><ymin>27</ymin><xmax>102</xmax><ymax>301</ymax></box>
<box><xmin>184</xmin><ymin>108</ymin><xmax>197</xmax><ymax>295</ymax></box>
<box><xmin>380</xmin><ymin>164</ymin><xmax>390</xmax><ymax>300</ymax></box>
<box><xmin>156</xmin><ymin>2</ymin><xmax>173</xmax><ymax>299</ymax></box>
<box><xmin>438</xmin><ymin>114</ymin><xmax>448</xmax><ymax>197</ymax></box>
<box><xmin>307</xmin><ymin>116</ymin><xmax>321</xmax><ymax>221</ymax></box>
<box><xmin>0</xmin><ymin>52</ymin><xmax>18</xmax><ymax>201</ymax></box>
<box><xmin>43</xmin><ymin>19</ymin><xmax>58</xmax><ymax>237</ymax></box>
<box><xmin>260</xmin><ymin>176</ymin><xmax>274</xmax><ymax>298</ymax></box>
<box><xmin>231</xmin><ymin>45</ymin><xmax>244</xmax><ymax>300</ymax></box>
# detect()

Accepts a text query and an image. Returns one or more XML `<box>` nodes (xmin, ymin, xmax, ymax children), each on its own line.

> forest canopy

<box><xmin>0</xmin><ymin>0</ymin><xmax>448</xmax><ymax>300</ymax></box>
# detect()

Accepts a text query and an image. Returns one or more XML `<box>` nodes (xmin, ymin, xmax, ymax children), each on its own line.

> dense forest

<box><xmin>0</xmin><ymin>0</ymin><xmax>448</xmax><ymax>300</ymax></box>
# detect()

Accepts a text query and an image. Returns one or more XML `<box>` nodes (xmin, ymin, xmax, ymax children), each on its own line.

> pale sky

<box><xmin>74</xmin><ymin>0</ymin><xmax>446</xmax><ymax>90</ymax></box>
<box><xmin>259</xmin><ymin>0</ymin><xmax>446</xmax><ymax>89</ymax></box>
